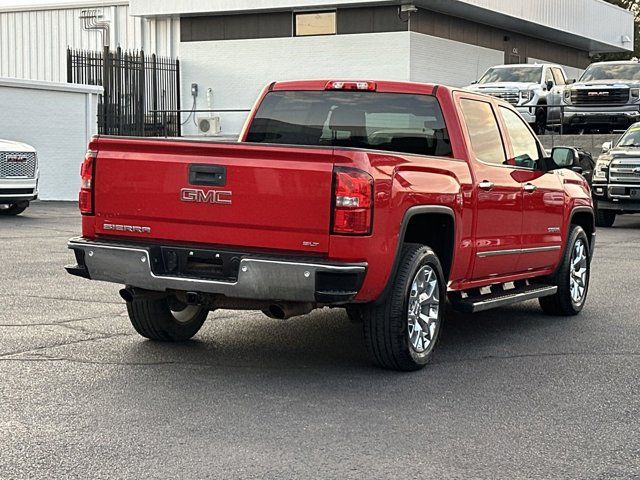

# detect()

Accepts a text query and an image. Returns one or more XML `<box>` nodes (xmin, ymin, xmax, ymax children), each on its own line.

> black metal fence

<box><xmin>67</xmin><ymin>47</ymin><xmax>181</xmax><ymax>137</ymax></box>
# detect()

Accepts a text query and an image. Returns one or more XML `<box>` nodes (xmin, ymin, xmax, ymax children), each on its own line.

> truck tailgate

<box><xmin>92</xmin><ymin>138</ymin><xmax>334</xmax><ymax>253</ymax></box>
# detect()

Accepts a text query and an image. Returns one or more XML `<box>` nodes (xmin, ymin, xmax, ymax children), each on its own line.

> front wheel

<box><xmin>539</xmin><ymin>225</ymin><xmax>591</xmax><ymax>316</ymax></box>
<box><xmin>126</xmin><ymin>294</ymin><xmax>208</xmax><ymax>341</ymax></box>
<box><xmin>533</xmin><ymin>108</ymin><xmax>547</xmax><ymax>135</ymax></box>
<box><xmin>595</xmin><ymin>208</ymin><xmax>616</xmax><ymax>228</ymax></box>
<box><xmin>363</xmin><ymin>244</ymin><xmax>445</xmax><ymax>371</ymax></box>
<box><xmin>0</xmin><ymin>201</ymin><xmax>29</xmax><ymax>216</ymax></box>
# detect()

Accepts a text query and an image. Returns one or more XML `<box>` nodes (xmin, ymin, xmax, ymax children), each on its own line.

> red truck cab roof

<box><xmin>270</xmin><ymin>79</ymin><xmax>440</xmax><ymax>96</ymax></box>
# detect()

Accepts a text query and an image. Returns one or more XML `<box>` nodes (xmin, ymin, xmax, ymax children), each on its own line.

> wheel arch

<box><xmin>377</xmin><ymin>205</ymin><xmax>456</xmax><ymax>303</ymax></box>
<box><xmin>570</xmin><ymin>206</ymin><xmax>595</xmax><ymax>255</ymax></box>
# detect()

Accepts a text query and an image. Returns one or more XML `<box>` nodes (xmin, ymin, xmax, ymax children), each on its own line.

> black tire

<box><xmin>595</xmin><ymin>208</ymin><xmax>616</xmax><ymax>228</ymax></box>
<box><xmin>363</xmin><ymin>243</ymin><xmax>446</xmax><ymax>371</ymax></box>
<box><xmin>533</xmin><ymin>108</ymin><xmax>547</xmax><ymax>135</ymax></box>
<box><xmin>126</xmin><ymin>295</ymin><xmax>208</xmax><ymax>341</ymax></box>
<box><xmin>539</xmin><ymin>225</ymin><xmax>591</xmax><ymax>316</ymax></box>
<box><xmin>0</xmin><ymin>201</ymin><xmax>29</xmax><ymax>216</ymax></box>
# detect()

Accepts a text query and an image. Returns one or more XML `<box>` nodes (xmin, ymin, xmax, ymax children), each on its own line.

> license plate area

<box><xmin>158</xmin><ymin>246</ymin><xmax>242</xmax><ymax>281</ymax></box>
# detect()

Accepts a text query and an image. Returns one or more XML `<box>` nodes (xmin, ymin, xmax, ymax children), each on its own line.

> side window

<box><xmin>499</xmin><ymin>107</ymin><xmax>541</xmax><ymax>169</ymax></box>
<box><xmin>552</xmin><ymin>68</ymin><xmax>566</xmax><ymax>86</ymax></box>
<box><xmin>545</xmin><ymin>68</ymin><xmax>555</xmax><ymax>84</ymax></box>
<box><xmin>459</xmin><ymin>98</ymin><xmax>507</xmax><ymax>166</ymax></box>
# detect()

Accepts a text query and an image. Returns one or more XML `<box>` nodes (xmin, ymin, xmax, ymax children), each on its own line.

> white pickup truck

<box><xmin>0</xmin><ymin>139</ymin><xmax>39</xmax><ymax>216</ymax></box>
<box><xmin>465</xmin><ymin>63</ymin><xmax>569</xmax><ymax>134</ymax></box>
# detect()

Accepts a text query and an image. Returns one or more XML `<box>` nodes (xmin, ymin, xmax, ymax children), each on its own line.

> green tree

<box><xmin>598</xmin><ymin>0</ymin><xmax>640</xmax><ymax>60</ymax></box>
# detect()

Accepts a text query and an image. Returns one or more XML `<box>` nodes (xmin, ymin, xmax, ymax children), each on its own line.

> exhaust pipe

<box><xmin>119</xmin><ymin>288</ymin><xmax>134</xmax><ymax>303</ymax></box>
<box><xmin>263</xmin><ymin>302</ymin><xmax>314</xmax><ymax>320</ymax></box>
<box><xmin>119</xmin><ymin>287</ymin><xmax>166</xmax><ymax>303</ymax></box>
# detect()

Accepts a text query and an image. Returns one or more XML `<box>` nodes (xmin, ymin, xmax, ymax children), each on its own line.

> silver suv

<box><xmin>0</xmin><ymin>139</ymin><xmax>39</xmax><ymax>216</ymax></box>
<box><xmin>465</xmin><ymin>63</ymin><xmax>568</xmax><ymax>134</ymax></box>
<box><xmin>562</xmin><ymin>60</ymin><xmax>640</xmax><ymax>134</ymax></box>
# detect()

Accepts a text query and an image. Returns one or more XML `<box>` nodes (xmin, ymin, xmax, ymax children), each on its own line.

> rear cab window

<box><xmin>458</xmin><ymin>98</ymin><xmax>507</xmax><ymax>166</ymax></box>
<box><xmin>245</xmin><ymin>91</ymin><xmax>452</xmax><ymax>157</ymax></box>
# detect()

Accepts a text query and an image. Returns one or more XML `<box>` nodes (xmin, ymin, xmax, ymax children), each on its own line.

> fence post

<box><xmin>102</xmin><ymin>46</ymin><xmax>110</xmax><ymax>135</ymax></box>
<box><xmin>66</xmin><ymin>48</ymin><xmax>72</xmax><ymax>83</ymax></box>
<box><xmin>139</xmin><ymin>50</ymin><xmax>146</xmax><ymax>136</ymax></box>
<box><xmin>152</xmin><ymin>54</ymin><xmax>158</xmax><ymax>135</ymax></box>
<box><xmin>176</xmin><ymin>58</ymin><xmax>181</xmax><ymax>137</ymax></box>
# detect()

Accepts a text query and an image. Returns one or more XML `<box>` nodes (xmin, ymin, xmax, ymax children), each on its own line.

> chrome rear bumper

<box><xmin>66</xmin><ymin>237</ymin><xmax>366</xmax><ymax>303</ymax></box>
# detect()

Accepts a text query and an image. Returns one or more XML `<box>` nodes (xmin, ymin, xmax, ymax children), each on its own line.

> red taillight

<box><xmin>79</xmin><ymin>150</ymin><xmax>96</xmax><ymax>215</ymax></box>
<box><xmin>325</xmin><ymin>81</ymin><xmax>376</xmax><ymax>91</ymax></box>
<box><xmin>332</xmin><ymin>168</ymin><xmax>373</xmax><ymax>235</ymax></box>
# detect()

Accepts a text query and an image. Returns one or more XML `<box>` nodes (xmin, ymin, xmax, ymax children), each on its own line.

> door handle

<box><xmin>478</xmin><ymin>181</ymin><xmax>494</xmax><ymax>191</ymax></box>
<box><xmin>523</xmin><ymin>183</ymin><xmax>537</xmax><ymax>193</ymax></box>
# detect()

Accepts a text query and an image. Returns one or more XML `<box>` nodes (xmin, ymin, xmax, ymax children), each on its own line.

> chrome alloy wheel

<box><xmin>407</xmin><ymin>265</ymin><xmax>440</xmax><ymax>353</ymax></box>
<box><xmin>569</xmin><ymin>238</ymin><xmax>588</xmax><ymax>304</ymax></box>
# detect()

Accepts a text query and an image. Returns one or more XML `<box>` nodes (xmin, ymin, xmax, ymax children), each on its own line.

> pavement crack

<box><xmin>0</xmin><ymin>332</ymin><xmax>133</xmax><ymax>359</ymax></box>
<box><xmin>0</xmin><ymin>312</ymin><xmax>126</xmax><ymax>328</ymax></box>
<box><xmin>434</xmin><ymin>350</ymin><xmax>640</xmax><ymax>365</ymax></box>
<box><xmin>0</xmin><ymin>293</ymin><xmax>123</xmax><ymax>305</ymax></box>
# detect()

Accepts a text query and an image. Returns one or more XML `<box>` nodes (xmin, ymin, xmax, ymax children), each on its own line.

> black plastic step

<box><xmin>452</xmin><ymin>285</ymin><xmax>557</xmax><ymax>313</ymax></box>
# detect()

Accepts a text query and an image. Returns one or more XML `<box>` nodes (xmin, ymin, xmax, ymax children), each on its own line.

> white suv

<box><xmin>0</xmin><ymin>139</ymin><xmax>39</xmax><ymax>216</ymax></box>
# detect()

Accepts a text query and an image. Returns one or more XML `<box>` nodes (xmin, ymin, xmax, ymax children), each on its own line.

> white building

<box><xmin>1</xmin><ymin>0</ymin><xmax>636</xmax><ymax>135</ymax></box>
<box><xmin>0</xmin><ymin>0</ymin><xmax>177</xmax><ymax>82</ymax></box>
<box><xmin>128</xmin><ymin>0</ymin><xmax>635</xmax><ymax>134</ymax></box>
<box><xmin>0</xmin><ymin>0</ymin><xmax>635</xmax><ymax>198</ymax></box>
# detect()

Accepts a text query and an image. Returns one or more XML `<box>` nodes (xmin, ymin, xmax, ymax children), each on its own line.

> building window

<box><xmin>295</xmin><ymin>11</ymin><xmax>336</xmax><ymax>36</ymax></box>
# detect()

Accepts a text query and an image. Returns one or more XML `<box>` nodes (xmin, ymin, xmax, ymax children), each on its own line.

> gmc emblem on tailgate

<box><xmin>180</xmin><ymin>188</ymin><xmax>232</xmax><ymax>205</ymax></box>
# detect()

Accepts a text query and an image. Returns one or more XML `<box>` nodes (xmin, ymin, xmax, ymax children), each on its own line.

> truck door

<box><xmin>497</xmin><ymin>106</ymin><xmax>564</xmax><ymax>272</ymax></box>
<box><xmin>548</xmin><ymin>67</ymin><xmax>566</xmax><ymax>125</ymax></box>
<box><xmin>457</xmin><ymin>96</ymin><xmax>524</xmax><ymax>280</ymax></box>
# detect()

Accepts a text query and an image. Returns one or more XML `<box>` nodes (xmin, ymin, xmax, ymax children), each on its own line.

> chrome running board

<box><xmin>452</xmin><ymin>285</ymin><xmax>558</xmax><ymax>313</ymax></box>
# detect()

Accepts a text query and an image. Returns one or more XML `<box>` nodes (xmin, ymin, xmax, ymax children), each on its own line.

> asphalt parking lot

<box><xmin>1</xmin><ymin>201</ymin><xmax>639</xmax><ymax>479</ymax></box>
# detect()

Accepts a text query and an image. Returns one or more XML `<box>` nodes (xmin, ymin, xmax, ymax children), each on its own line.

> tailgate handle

<box><xmin>189</xmin><ymin>164</ymin><xmax>226</xmax><ymax>186</ymax></box>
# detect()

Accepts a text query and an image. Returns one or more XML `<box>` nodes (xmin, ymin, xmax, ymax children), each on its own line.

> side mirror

<box><xmin>471</xmin><ymin>80</ymin><xmax>478</xmax><ymax>85</ymax></box>
<box><xmin>549</xmin><ymin>146</ymin><xmax>579</xmax><ymax>169</ymax></box>
<box><xmin>572</xmin><ymin>166</ymin><xmax>584</xmax><ymax>174</ymax></box>
<box><xmin>601</xmin><ymin>141</ymin><xmax>613</xmax><ymax>153</ymax></box>
<box><xmin>546</xmin><ymin>80</ymin><xmax>554</xmax><ymax>91</ymax></box>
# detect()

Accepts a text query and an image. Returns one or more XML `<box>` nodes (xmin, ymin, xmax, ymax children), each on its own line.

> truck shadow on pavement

<box><xmin>120</xmin><ymin>303</ymin><xmax>570</xmax><ymax>374</ymax></box>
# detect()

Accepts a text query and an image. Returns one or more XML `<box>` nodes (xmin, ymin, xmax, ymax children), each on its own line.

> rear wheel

<box><xmin>595</xmin><ymin>208</ymin><xmax>616</xmax><ymax>228</ymax></box>
<box><xmin>126</xmin><ymin>294</ymin><xmax>208</xmax><ymax>341</ymax></box>
<box><xmin>539</xmin><ymin>225</ymin><xmax>590</xmax><ymax>316</ymax></box>
<box><xmin>0</xmin><ymin>201</ymin><xmax>29</xmax><ymax>216</ymax></box>
<box><xmin>363</xmin><ymin>243</ymin><xmax>445</xmax><ymax>371</ymax></box>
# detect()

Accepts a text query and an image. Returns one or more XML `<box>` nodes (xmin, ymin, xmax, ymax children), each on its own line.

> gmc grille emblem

<box><xmin>6</xmin><ymin>154</ymin><xmax>28</xmax><ymax>162</ymax></box>
<box><xmin>180</xmin><ymin>188</ymin><xmax>232</xmax><ymax>205</ymax></box>
<box><xmin>587</xmin><ymin>91</ymin><xmax>609</xmax><ymax>96</ymax></box>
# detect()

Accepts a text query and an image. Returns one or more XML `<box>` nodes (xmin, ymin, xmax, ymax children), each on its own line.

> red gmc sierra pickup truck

<box><xmin>66</xmin><ymin>80</ymin><xmax>595</xmax><ymax>371</ymax></box>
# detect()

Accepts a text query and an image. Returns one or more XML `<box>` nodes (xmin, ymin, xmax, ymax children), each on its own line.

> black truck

<box><xmin>592</xmin><ymin>123</ymin><xmax>640</xmax><ymax>226</ymax></box>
